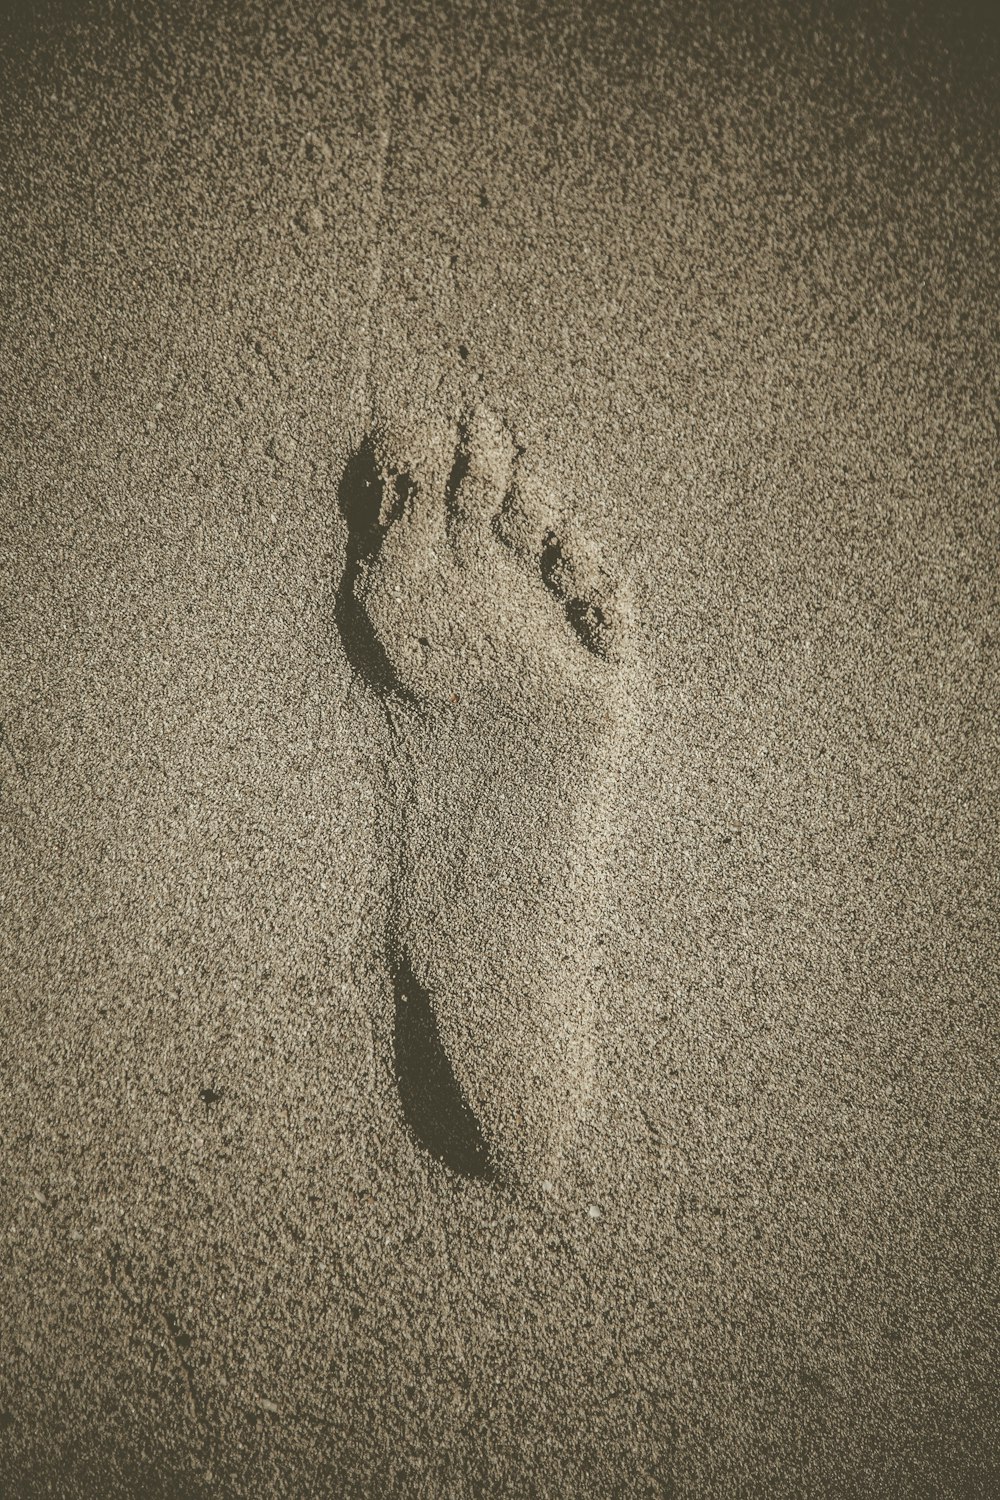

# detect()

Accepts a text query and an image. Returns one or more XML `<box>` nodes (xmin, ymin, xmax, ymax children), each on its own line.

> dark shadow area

<box><xmin>335</xmin><ymin>434</ymin><xmax>414</xmax><ymax>701</ymax></box>
<box><xmin>392</xmin><ymin>945</ymin><xmax>493</xmax><ymax>1181</ymax></box>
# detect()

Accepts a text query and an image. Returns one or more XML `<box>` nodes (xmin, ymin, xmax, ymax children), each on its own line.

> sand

<box><xmin>1</xmin><ymin>1</ymin><xmax>998</xmax><ymax>1495</ymax></box>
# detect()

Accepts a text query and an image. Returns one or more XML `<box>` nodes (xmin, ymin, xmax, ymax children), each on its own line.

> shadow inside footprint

<box><xmin>392</xmin><ymin>948</ymin><xmax>493</xmax><ymax>1182</ymax></box>
<box><xmin>335</xmin><ymin>435</ymin><xmax>412</xmax><ymax>699</ymax></box>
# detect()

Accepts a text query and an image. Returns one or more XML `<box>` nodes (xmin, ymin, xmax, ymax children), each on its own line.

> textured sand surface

<box><xmin>1</xmin><ymin>1</ymin><xmax>998</xmax><ymax>1495</ymax></box>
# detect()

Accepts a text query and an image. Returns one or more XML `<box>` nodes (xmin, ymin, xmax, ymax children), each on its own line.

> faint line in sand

<box><xmin>357</xmin><ymin>0</ymin><xmax>393</xmax><ymax>425</ymax></box>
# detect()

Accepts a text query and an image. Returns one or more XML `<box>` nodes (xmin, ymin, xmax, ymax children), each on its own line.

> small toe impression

<box><xmin>445</xmin><ymin>407</ymin><xmax>515</xmax><ymax>549</ymax></box>
<box><xmin>493</xmin><ymin>471</ymin><xmax>560</xmax><ymax>561</ymax></box>
<box><xmin>565</xmin><ymin>592</ymin><xmax>615</xmax><ymax>660</ymax></box>
<box><xmin>392</xmin><ymin>948</ymin><xmax>493</xmax><ymax>1182</ymax></box>
<box><xmin>491</xmin><ymin>472</ymin><xmax>619</xmax><ymax>659</ymax></box>
<box><xmin>539</xmin><ymin>530</ymin><xmax>617</xmax><ymax>660</ymax></box>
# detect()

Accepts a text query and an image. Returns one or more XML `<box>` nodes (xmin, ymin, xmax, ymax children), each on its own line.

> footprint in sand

<box><xmin>335</xmin><ymin>406</ymin><xmax>632</xmax><ymax>1184</ymax></box>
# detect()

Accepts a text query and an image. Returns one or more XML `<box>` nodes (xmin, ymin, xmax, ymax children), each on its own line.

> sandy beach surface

<box><xmin>1</xmin><ymin>1</ymin><xmax>998</xmax><ymax>1495</ymax></box>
